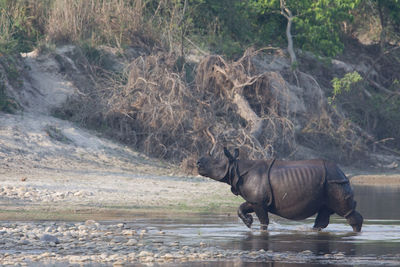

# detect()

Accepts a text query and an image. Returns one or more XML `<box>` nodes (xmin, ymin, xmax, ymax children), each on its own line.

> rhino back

<box><xmin>269</xmin><ymin>160</ymin><xmax>326</xmax><ymax>220</ymax></box>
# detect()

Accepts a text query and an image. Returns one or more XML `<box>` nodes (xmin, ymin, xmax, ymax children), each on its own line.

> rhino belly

<box><xmin>269</xmin><ymin>165</ymin><xmax>325</xmax><ymax>220</ymax></box>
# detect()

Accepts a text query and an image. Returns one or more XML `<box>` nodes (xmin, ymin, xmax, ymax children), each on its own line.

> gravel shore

<box><xmin>1</xmin><ymin>220</ymin><xmax>242</xmax><ymax>266</ymax></box>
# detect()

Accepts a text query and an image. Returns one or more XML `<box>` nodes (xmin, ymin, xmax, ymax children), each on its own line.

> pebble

<box><xmin>40</xmin><ymin>234</ymin><xmax>60</xmax><ymax>244</ymax></box>
<box><xmin>126</xmin><ymin>239</ymin><xmax>138</xmax><ymax>246</ymax></box>
<box><xmin>122</xmin><ymin>229</ymin><xmax>136</xmax><ymax>236</ymax></box>
<box><xmin>85</xmin><ymin>220</ymin><xmax>97</xmax><ymax>226</ymax></box>
<box><xmin>334</xmin><ymin>252</ymin><xmax>345</xmax><ymax>258</ymax></box>
<box><xmin>0</xmin><ymin>185</ymin><xmax>94</xmax><ymax>202</ymax></box>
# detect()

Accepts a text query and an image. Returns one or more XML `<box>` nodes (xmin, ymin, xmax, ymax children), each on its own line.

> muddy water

<box><xmin>136</xmin><ymin>185</ymin><xmax>400</xmax><ymax>266</ymax></box>
<box><xmin>1</xmin><ymin>185</ymin><xmax>399</xmax><ymax>266</ymax></box>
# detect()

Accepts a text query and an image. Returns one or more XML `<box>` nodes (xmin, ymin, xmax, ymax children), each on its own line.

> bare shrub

<box><xmin>106</xmin><ymin>52</ymin><xmax>200</xmax><ymax>160</ymax></box>
<box><xmin>100</xmin><ymin>48</ymin><xmax>297</xmax><ymax>169</ymax></box>
<box><xmin>60</xmin><ymin>45</ymin><xmax>371</xmax><ymax>170</ymax></box>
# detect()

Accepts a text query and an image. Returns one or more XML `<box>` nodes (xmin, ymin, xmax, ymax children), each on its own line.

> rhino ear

<box><xmin>223</xmin><ymin>147</ymin><xmax>233</xmax><ymax>160</ymax></box>
<box><xmin>233</xmin><ymin>148</ymin><xmax>239</xmax><ymax>159</ymax></box>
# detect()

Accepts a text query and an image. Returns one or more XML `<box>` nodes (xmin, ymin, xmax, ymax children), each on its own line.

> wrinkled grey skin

<box><xmin>197</xmin><ymin>148</ymin><xmax>363</xmax><ymax>232</ymax></box>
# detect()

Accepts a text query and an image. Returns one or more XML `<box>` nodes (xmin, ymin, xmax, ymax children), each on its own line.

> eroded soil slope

<box><xmin>0</xmin><ymin>47</ymin><xmax>240</xmax><ymax>220</ymax></box>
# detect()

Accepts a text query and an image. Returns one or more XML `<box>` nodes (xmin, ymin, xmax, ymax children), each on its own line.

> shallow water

<box><xmin>1</xmin><ymin>185</ymin><xmax>399</xmax><ymax>266</ymax></box>
<box><xmin>131</xmin><ymin>185</ymin><xmax>400</xmax><ymax>266</ymax></box>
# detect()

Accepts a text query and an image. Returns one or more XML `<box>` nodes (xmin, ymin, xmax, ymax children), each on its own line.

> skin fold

<box><xmin>197</xmin><ymin>147</ymin><xmax>363</xmax><ymax>232</ymax></box>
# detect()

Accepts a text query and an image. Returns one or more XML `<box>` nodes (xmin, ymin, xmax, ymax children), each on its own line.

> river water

<box><xmin>133</xmin><ymin>185</ymin><xmax>400</xmax><ymax>266</ymax></box>
<box><xmin>1</xmin><ymin>185</ymin><xmax>399</xmax><ymax>266</ymax></box>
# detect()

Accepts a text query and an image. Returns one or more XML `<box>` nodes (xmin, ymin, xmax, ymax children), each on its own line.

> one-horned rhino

<box><xmin>197</xmin><ymin>147</ymin><xmax>363</xmax><ymax>232</ymax></box>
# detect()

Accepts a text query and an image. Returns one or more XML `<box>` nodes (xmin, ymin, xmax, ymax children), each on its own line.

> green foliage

<box><xmin>0</xmin><ymin>0</ymin><xmax>366</xmax><ymax>58</ymax></box>
<box><xmin>387</xmin><ymin>0</ymin><xmax>400</xmax><ymax>26</ymax></box>
<box><xmin>332</xmin><ymin>71</ymin><xmax>362</xmax><ymax>95</ymax></box>
<box><xmin>296</xmin><ymin>0</ymin><xmax>360</xmax><ymax>56</ymax></box>
<box><xmin>372</xmin><ymin>94</ymin><xmax>400</xmax><ymax>146</ymax></box>
<box><xmin>329</xmin><ymin>71</ymin><xmax>363</xmax><ymax>105</ymax></box>
<box><xmin>375</xmin><ymin>0</ymin><xmax>400</xmax><ymax>45</ymax></box>
<box><xmin>336</xmin><ymin>84</ymin><xmax>400</xmax><ymax>148</ymax></box>
<box><xmin>375</xmin><ymin>0</ymin><xmax>400</xmax><ymax>28</ymax></box>
<box><xmin>248</xmin><ymin>0</ymin><xmax>360</xmax><ymax>57</ymax></box>
<box><xmin>0</xmin><ymin>0</ymin><xmax>49</xmax><ymax>53</ymax></box>
<box><xmin>172</xmin><ymin>0</ymin><xmax>261</xmax><ymax>58</ymax></box>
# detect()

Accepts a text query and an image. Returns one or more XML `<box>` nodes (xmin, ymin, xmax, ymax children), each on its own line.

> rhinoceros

<box><xmin>197</xmin><ymin>147</ymin><xmax>363</xmax><ymax>232</ymax></box>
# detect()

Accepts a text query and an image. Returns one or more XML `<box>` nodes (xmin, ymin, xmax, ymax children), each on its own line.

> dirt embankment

<box><xmin>45</xmin><ymin>42</ymin><xmax>400</xmax><ymax>173</ymax></box>
<box><xmin>1</xmin><ymin>45</ymin><xmax>400</xmax><ymax>222</ymax></box>
<box><xmin>0</xmin><ymin>47</ymin><xmax>242</xmax><ymax>221</ymax></box>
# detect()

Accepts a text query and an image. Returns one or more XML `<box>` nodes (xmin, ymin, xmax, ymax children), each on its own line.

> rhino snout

<box><xmin>197</xmin><ymin>157</ymin><xmax>206</xmax><ymax>168</ymax></box>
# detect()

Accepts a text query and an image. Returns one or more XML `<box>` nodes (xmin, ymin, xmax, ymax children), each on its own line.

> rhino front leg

<box><xmin>254</xmin><ymin>204</ymin><xmax>269</xmax><ymax>231</ymax></box>
<box><xmin>346</xmin><ymin>210</ymin><xmax>363</xmax><ymax>232</ymax></box>
<box><xmin>238</xmin><ymin>202</ymin><xmax>254</xmax><ymax>228</ymax></box>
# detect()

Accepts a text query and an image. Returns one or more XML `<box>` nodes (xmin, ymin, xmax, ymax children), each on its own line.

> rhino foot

<box><xmin>242</xmin><ymin>214</ymin><xmax>253</xmax><ymax>228</ymax></box>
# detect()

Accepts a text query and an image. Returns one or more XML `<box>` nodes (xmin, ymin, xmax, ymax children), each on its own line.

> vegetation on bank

<box><xmin>1</xmin><ymin>0</ymin><xmax>399</xmax><ymax>57</ymax></box>
<box><xmin>1</xmin><ymin>0</ymin><xmax>400</xmax><ymax>166</ymax></box>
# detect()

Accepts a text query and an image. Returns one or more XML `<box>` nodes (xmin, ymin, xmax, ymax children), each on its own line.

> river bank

<box><xmin>1</xmin><ymin>113</ymin><xmax>400</xmax><ymax>267</ymax></box>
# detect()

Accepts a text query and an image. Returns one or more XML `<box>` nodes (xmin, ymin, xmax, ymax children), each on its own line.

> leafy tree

<box><xmin>185</xmin><ymin>0</ymin><xmax>257</xmax><ymax>57</ymax></box>
<box><xmin>248</xmin><ymin>0</ymin><xmax>360</xmax><ymax>57</ymax></box>
<box><xmin>374</xmin><ymin>0</ymin><xmax>400</xmax><ymax>50</ymax></box>
<box><xmin>329</xmin><ymin>71</ymin><xmax>363</xmax><ymax>105</ymax></box>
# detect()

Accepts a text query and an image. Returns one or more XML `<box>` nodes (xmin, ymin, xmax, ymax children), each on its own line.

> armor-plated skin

<box><xmin>197</xmin><ymin>148</ymin><xmax>363</xmax><ymax>232</ymax></box>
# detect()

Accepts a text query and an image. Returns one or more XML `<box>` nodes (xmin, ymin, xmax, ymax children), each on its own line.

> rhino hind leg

<box><xmin>254</xmin><ymin>204</ymin><xmax>269</xmax><ymax>231</ymax></box>
<box><xmin>313</xmin><ymin>206</ymin><xmax>334</xmax><ymax>230</ymax></box>
<box><xmin>238</xmin><ymin>202</ymin><xmax>254</xmax><ymax>228</ymax></box>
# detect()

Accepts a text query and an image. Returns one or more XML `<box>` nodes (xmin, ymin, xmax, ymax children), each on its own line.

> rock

<box><xmin>84</xmin><ymin>220</ymin><xmax>97</xmax><ymax>226</ymax></box>
<box><xmin>100</xmin><ymin>253</ymin><xmax>108</xmax><ymax>259</ymax></box>
<box><xmin>334</xmin><ymin>252</ymin><xmax>345</xmax><ymax>258</ymax></box>
<box><xmin>163</xmin><ymin>253</ymin><xmax>174</xmax><ymax>259</ymax></box>
<box><xmin>122</xmin><ymin>230</ymin><xmax>136</xmax><ymax>236</ymax></box>
<box><xmin>113</xmin><ymin>261</ymin><xmax>126</xmax><ymax>266</ymax></box>
<box><xmin>138</xmin><ymin>251</ymin><xmax>153</xmax><ymax>257</ymax></box>
<box><xmin>45</xmin><ymin>226</ymin><xmax>55</xmax><ymax>233</ymax></box>
<box><xmin>40</xmin><ymin>234</ymin><xmax>60</xmax><ymax>244</ymax></box>
<box><xmin>143</xmin><ymin>256</ymin><xmax>155</xmax><ymax>262</ymax></box>
<box><xmin>111</xmin><ymin>236</ymin><xmax>125</xmax><ymax>243</ymax></box>
<box><xmin>108</xmin><ymin>254</ymin><xmax>120</xmax><ymax>261</ymax></box>
<box><xmin>18</xmin><ymin>239</ymin><xmax>30</xmax><ymax>245</ymax></box>
<box><xmin>126</xmin><ymin>239</ymin><xmax>138</xmax><ymax>246</ymax></box>
<box><xmin>73</xmin><ymin>191</ymin><xmax>84</xmax><ymax>196</ymax></box>
<box><xmin>128</xmin><ymin>252</ymin><xmax>136</xmax><ymax>259</ymax></box>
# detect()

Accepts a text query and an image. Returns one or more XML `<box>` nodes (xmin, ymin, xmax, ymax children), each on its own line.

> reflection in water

<box><xmin>130</xmin><ymin>185</ymin><xmax>400</xmax><ymax>266</ymax></box>
<box><xmin>232</xmin><ymin>230</ymin><xmax>356</xmax><ymax>256</ymax></box>
<box><xmin>173</xmin><ymin>261</ymin><xmax>339</xmax><ymax>267</ymax></box>
<box><xmin>353</xmin><ymin>185</ymin><xmax>400</xmax><ymax>220</ymax></box>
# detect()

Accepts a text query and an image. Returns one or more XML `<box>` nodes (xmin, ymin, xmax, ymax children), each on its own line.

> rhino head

<box><xmin>197</xmin><ymin>147</ymin><xmax>239</xmax><ymax>182</ymax></box>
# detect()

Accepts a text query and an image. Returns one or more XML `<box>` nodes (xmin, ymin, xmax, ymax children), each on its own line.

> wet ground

<box><xmin>0</xmin><ymin>185</ymin><xmax>399</xmax><ymax>266</ymax></box>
